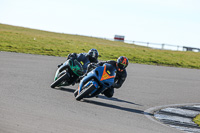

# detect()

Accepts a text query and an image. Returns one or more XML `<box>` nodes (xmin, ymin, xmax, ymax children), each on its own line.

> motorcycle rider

<box><xmin>58</xmin><ymin>48</ymin><xmax>98</xmax><ymax>67</ymax></box>
<box><xmin>97</xmin><ymin>56</ymin><xmax>128</xmax><ymax>98</ymax></box>
<box><xmin>58</xmin><ymin>48</ymin><xmax>99</xmax><ymax>85</ymax></box>
<box><xmin>66</xmin><ymin>48</ymin><xmax>98</xmax><ymax>64</ymax></box>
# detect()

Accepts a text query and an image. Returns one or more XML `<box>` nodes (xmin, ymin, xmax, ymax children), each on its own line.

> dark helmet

<box><xmin>88</xmin><ymin>48</ymin><xmax>99</xmax><ymax>61</ymax></box>
<box><xmin>116</xmin><ymin>56</ymin><xmax>128</xmax><ymax>72</ymax></box>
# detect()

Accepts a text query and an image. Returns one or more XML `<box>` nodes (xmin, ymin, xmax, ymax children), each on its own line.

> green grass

<box><xmin>193</xmin><ymin>114</ymin><xmax>200</xmax><ymax>126</ymax></box>
<box><xmin>1</xmin><ymin>23</ymin><xmax>200</xmax><ymax>69</ymax></box>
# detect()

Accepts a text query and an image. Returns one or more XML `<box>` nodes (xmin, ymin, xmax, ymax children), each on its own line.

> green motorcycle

<box><xmin>50</xmin><ymin>58</ymin><xmax>84</xmax><ymax>88</ymax></box>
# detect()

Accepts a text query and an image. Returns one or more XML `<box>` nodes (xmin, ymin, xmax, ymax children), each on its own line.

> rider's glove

<box><xmin>67</xmin><ymin>53</ymin><xmax>77</xmax><ymax>60</ymax></box>
<box><xmin>57</xmin><ymin>63</ymin><xmax>63</xmax><ymax>68</ymax></box>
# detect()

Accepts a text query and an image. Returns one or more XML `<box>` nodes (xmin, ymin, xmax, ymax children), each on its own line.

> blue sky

<box><xmin>1</xmin><ymin>0</ymin><xmax>200</xmax><ymax>49</ymax></box>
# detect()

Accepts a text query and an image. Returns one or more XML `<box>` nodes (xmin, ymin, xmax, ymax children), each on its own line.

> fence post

<box><xmin>147</xmin><ymin>42</ymin><xmax>149</xmax><ymax>47</ymax></box>
<box><xmin>162</xmin><ymin>44</ymin><xmax>165</xmax><ymax>49</ymax></box>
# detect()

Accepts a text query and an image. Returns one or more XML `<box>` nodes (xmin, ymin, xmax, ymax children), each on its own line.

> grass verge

<box><xmin>0</xmin><ymin>23</ymin><xmax>200</xmax><ymax>69</ymax></box>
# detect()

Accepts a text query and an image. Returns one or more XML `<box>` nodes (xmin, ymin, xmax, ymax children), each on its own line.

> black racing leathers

<box><xmin>67</xmin><ymin>53</ymin><xmax>98</xmax><ymax>63</ymax></box>
<box><xmin>98</xmin><ymin>60</ymin><xmax>127</xmax><ymax>98</ymax></box>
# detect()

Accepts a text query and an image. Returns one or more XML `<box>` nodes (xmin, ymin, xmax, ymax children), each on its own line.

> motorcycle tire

<box><xmin>50</xmin><ymin>73</ymin><xmax>69</xmax><ymax>88</ymax></box>
<box><xmin>75</xmin><ymin>84</ymin><xmax>96</xmax><ymax>101</ymax></box>
<box><xmin>74</xmin><ymin>89</ymin><xmax>78</xmax><ymax>97</ymax></box>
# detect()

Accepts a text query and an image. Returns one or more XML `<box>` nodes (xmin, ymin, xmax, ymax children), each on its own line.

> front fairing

<box><xmin>54</xmin><ymin>58</ymin><xmax>84</xmax><ymax>81</ymax></box>
<box><xmin>68</xmin><ymin>59</ymin><xmax>84</xmax><ymax>76</ymax></box>
<box><xmin>54</xmin><ymin>60</ymin><xmax>69</xmax><ymax>81</ymax></box>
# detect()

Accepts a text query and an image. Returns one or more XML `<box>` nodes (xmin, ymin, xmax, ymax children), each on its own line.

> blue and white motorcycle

<box><xmin>74</xmin><ymin>63</ymin><xmax>116</xmax><ymax>101</ymax></box>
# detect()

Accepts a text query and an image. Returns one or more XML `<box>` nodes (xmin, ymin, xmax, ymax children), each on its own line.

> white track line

<box><xmin>144</xmin><ymin>103</ymin><xmax>200</xmax><ymax>133</ymax></box>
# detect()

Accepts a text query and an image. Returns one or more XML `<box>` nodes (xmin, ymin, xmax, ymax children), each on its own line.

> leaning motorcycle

<box><xmin>74</xmin><ymin>63</ymin><xmax>116</xmax><ymax>101</ymax></box>
<box><xmin>50</xmin><ymin>58</ymin><xmax>84</xmax><ymax>88</ymax></box>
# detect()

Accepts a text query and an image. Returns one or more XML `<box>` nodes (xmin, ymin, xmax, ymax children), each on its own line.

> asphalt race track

<box><xmin>1</xmin><ymin>51</ymin><xmax>200</xmax><ymax>133</ymax></box>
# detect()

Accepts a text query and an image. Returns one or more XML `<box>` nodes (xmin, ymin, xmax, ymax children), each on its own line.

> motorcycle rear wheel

<box><xmin>50</xmin><ymin>73</ymin><xmax>69</xmax><ymax>88</ymax></box>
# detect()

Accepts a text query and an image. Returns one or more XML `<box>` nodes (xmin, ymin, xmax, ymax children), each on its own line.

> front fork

<box><xmin>54</xmin><ymin>61</ymin><xmax>69</xmax><ymax>81</ymax></box>
<box><xmin>78</xmin><ymin>80</ymin><xmax>99</xmax><ymax>96</ymax></box>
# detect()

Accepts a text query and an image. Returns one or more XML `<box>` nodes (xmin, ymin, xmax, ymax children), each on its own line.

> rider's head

<box><xmin>116</xmin><ymin>56</ymin><xmax>128</xmax><ymax>72</ymax></box>
<box><xmin>87</xmin><ymin>48</ymin><xmax>99</xmax><ymax>62</ymax></box>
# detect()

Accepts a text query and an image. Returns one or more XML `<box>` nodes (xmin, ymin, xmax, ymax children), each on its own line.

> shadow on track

<box><xmin>53</xmin><ymin>87</ymin><xmax>75</xmax><ymax>93</ymax></box>
<box><xmin>83</xmin><ymin>99</ymin><xmax>153</xmax><ymax>116</ymax></box>
<box><xmin>97</xmin><ymin>95</ymin><xmax>143</xmax><ymax>106</ymax></box>
<box><xmin>53</xmin><ymin>87</ymin><xmax>142</xmax><ymax>106</ymax></box>
<box><xmin>52</xmin><ymin>87</ymin><xmax>152</xmax><ymax>116</ymax></box>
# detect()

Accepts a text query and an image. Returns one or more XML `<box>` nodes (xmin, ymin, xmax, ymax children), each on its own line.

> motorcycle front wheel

<box><xmin>75</xmin><ymin>84</ymin><xmax>96</xmax><ymax>101</ymax></box>
<box><xmin>50</xmin><ymin>73</ymin><xmax>69</xmax><ymax>88</ymax></box>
